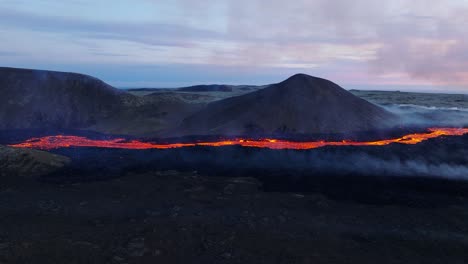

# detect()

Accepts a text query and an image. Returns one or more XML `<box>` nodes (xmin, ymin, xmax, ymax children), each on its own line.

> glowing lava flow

<box><xmin>8</xmin><ymin>128</ymin><xmax>468</xmax><ymax>151</ymax></box>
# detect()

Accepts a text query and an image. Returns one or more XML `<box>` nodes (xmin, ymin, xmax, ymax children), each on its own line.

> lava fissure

<box><xmin>8</xmin><ymin>128</ymin><xmax>468</xmax><ymax>151</ymax></box>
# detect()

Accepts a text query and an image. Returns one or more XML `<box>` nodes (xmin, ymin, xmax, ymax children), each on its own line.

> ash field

<box><xmin>1</xmin><ymin>67</ymin><xmax>468</xmax><ymax>263</ymax></box>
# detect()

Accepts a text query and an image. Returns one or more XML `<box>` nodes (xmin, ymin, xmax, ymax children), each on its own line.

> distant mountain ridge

<box><xmin>177</xmin><ymin>84</ymin><xmax>233</xmax><ymax>92</ymax></box>
<box><xmin>126</xmin><ymin>84</ymin><xmax>261</xmax><ymax>94</ymax></box>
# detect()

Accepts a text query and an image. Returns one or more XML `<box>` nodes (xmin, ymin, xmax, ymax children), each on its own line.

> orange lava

<box><xmin>8</xmin><ymin>128</ymin><xmax>468</xmax><ymax>151</ymax></box>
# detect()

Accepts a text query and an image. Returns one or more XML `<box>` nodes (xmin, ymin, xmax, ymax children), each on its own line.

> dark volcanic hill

<box><xmin>174</xmin><ymin>74</ymin><xmax>399</xmax><ymax>136</ymax></box>
<box><xmin>0</xmin><ymin>68</ymin><xmax>399</xmax><ymax>137</ymax></box>
<box><xmin>0</xmin><ymin>67</ymin><xmax>202</xmax><ymax>135</ymax></box>
<box><xmin>0</xmin><ymin>67</ymin><xmax>131</xmax><ymax>130</ymax></box>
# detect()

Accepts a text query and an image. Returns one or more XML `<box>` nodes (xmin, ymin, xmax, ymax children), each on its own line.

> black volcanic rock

<box><xmin>175</xmin><ymin>74</ymin><xmax>399</xmax><ymax>136</ymax></box>
<box><xmin>0</xmin><ymin>67</ymin><xmax>133</xmax><ymax>130</ymax></box>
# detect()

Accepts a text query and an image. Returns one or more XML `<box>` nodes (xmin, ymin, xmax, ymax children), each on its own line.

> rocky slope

<box><xmin>90</xmin><ymin>91</ymin><xmax>204</xmax><ymax>136</ymax></box>
<box><xmin>0</xmin><ymin>145</ymin><xmax>69</xmax><ymax>177</ymax></box>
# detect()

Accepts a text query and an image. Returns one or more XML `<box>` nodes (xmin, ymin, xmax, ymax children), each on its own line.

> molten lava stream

<box><xmin>8</xmin><ymin>128</ymin><xmax>468</xmax><ymax>151</ymax></box>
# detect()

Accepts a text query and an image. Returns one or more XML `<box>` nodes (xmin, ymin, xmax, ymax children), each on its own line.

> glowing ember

<box><xmin>8</xmin><ymin>128</ymin><xmax>468</xmax><ymax>151</ymax></box>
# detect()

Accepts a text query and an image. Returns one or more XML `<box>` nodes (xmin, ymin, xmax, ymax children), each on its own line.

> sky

<box><xmin>1</xmin><ymin>0</ymin><xmax>468</xmax><ymax>92</ymax></box>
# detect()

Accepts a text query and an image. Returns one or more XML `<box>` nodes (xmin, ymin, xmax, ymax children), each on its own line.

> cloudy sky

<box><xmin>1</xmin><ymin>0</ymin><xmax>467</xmax><ymax>92</ymax></box>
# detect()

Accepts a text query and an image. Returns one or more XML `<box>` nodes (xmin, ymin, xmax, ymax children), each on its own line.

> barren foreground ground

<box><xmin>1</xmin><ymin>170</ymin><xmax>468</xmax><ymax>264</ymax></box>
